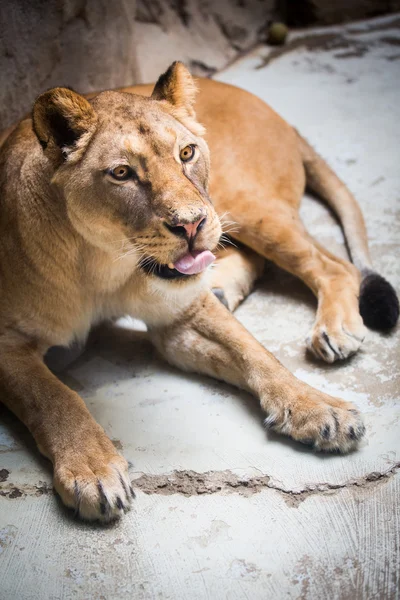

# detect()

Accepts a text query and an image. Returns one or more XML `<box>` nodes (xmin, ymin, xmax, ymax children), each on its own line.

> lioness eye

<box><xmin>180</xmin><ymin>144</ymin><xmax>196</xmax><ymax>162</ymax></box>
<box><xmin>110</xmin><ymin>165</ymin><xmax>134</xmax><ymax>181</ymax></box>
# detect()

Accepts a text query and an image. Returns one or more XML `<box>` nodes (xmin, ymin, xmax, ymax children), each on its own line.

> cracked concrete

<box><xmin>1</xmin><ymin>463</ymin><xmax>398</xmax><ymax>507</ymax></box>
<box><xmin>133</xmin><ymin>463</ymin><xmax>400</xmax><ymax>507</ymax></box>
<box><xmin>1</xmin><ymin>14</ymin><xmax>400</xmax><ymax>600</ymax></box>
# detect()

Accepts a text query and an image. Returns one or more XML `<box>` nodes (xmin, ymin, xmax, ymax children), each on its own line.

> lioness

<box><xmin>0</xmin><ymin>62</ymin><xmax>398</xmax><ymax>521</ymax></box>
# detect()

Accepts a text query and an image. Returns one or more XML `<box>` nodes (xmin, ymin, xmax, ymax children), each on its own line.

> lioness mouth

<box><xmin>140</xmin><ymin>250</ymin><xmax>215</xmax><ymax>280</ymax></box>
<box><xmin>141</xmin><ymin>261</ymin><xmax>191</xmax><ymax>280</ymax></box>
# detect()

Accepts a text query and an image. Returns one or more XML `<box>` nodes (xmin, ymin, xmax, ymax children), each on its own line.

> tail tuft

<box><xmin>359</xmin><ymin>273</ymin><xmax>399</xmax><ymax>331</ymax></box>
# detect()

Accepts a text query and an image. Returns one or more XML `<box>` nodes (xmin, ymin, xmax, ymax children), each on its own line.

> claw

<box><xmin>321</xmin><ymin>424</ymin><xmax>331</xmax><ymax>440</ymax></box>
<box><xmin>264</xmin><ymin>414</ymin><xmax>278</xmax><ymax>429</ymax></box>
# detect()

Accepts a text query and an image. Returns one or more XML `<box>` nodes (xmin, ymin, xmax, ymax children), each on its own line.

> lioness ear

<box><xmin>32</xmin><ymin>87</ymin><xmax>98</xmax><ymax>162</ymax></box>
<box><xmin>151</xmin><ymin>62</ymin><xmax>205</xmax><ymax>136</ymax></box>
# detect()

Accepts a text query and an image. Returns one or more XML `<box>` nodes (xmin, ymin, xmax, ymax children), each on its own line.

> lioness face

<box><xmin>33</xmin><ymin>63</ymin><xmax>222</xmax><ymax>283</ymax></box>
<box><xmin>66</xmin><ymin>92</ymin><xmax>221</xmax><ymax>281</ymax></box>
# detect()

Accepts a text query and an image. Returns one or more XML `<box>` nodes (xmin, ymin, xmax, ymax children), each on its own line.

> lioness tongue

<box><xmin>173</xmin><ymin>250</ymin><xmax>215</xmax><ymax>275</ymax></box>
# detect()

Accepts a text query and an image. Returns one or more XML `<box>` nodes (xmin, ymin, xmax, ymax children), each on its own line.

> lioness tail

<box><xmin>296</xmin><ymin>131</ymin><xmax>399</xmax><ymax>331</ymax></box>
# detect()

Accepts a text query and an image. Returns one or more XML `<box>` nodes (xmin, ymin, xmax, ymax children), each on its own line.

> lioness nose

<box><xmin>180</xmin><ymin>218</ymin><xmax>205</xmax><ymax>238</ymax></box>
<box><xmin>165</xmin><ymin>217</ymin><xmax>206</xmax><ymax>239</ymax></box>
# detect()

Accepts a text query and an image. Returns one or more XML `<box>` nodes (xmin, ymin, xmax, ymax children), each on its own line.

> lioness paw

<box><xmin>306</xmin><ymin>314</ymin><xmax>366</xmax><ymax>363</ymax></box>
<box><xmin>53</xmin><ymin>442</ymin><xmax>134</xmax><ymax>522</ymax></box>
<box><xmin>264</xmin><ymin>391</ymin><xmax>365</xmax><ymax>453</ymax></box>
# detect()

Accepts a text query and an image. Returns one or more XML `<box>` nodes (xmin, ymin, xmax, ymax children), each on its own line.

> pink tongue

<box><xmin>174</xmin><ymin>250</ymin><xmax>215</xmax><ymax>275</ymax></box>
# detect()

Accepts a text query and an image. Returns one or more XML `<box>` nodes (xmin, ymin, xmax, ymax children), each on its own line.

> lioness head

<box><xmin>32</xmin><ymin>62</ymin><xmax>222</xmax><ymax>282</ymax></box>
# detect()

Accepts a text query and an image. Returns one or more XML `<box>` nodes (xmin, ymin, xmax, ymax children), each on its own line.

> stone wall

<box><xmin>0</xmin><ymin>0</ymin><xmax>277</xmax><ymax>130</ymax></box>
<box><xmin>134</xmin><ymin>0</ymin><xmax>276</xmax><ymax>81</ymax></box>
<box><xmin>0</xmin><ymin>0</ymin><xmax>278</xmax><ymax>130</ymax></box>
<box><xmin>0</xmin><ymin>0</ymin><xmax>138</xmax><ymax>130</ymax></box>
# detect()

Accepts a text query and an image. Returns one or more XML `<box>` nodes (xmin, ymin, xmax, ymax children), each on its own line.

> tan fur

<box><xmin>0</xmin><ymin>63</ymin><xmax>368</xmax><ymax>521</ymax></box>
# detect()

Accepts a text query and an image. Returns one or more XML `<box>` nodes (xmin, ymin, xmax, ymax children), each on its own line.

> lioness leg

<box><xmin>232</xmin><ymin>206</ymin><xmax>366</xmax><ymax>362</ymax></box>
<box><xmin>210</xmin><ymin>246</ymin><xmax>264</xmax><ymax>311</ymax></box>
<box><xmin>151</xmin><ymin>291</ymin><xmax>365</xmax><ymax>452</ymax></box>
<box><xmin>0</xmin><ymin>331</ymin><xmax>133</xmax><ymax>521</ymax></box>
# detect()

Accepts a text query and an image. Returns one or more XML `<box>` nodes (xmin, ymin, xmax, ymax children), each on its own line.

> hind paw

<box><xmin>306</xmin><ymin>315</ymin><xmax>366</xmax><ymax>363</ymax></box>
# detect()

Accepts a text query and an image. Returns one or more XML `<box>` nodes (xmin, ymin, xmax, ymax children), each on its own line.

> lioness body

<box><xmin>0</xmin><ymin>65</ymin><xmax>398</xmax><ymax>521</ymax></box>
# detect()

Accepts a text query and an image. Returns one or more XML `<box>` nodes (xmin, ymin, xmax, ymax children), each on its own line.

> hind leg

<box><xmin>233</xmin><ymin>205</ymin><xmax>366</xmax><ymax>362</ymax></box>
<box><xmin>210</xmin><ymin>246</ymin><xmax>264</xmax><ymax>312</ymax></box>
<box><xmin>304</xmin><ymin>237</ymin><xmax>367</xmax><ymax>361</ymax></box>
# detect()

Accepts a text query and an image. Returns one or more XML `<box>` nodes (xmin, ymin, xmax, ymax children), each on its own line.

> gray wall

<box><xmin>0</xmin><ymin>0</ymin><xmax>138</xmax><ymax>129</ymax></box>
<box><xmin>1</xmin><ymin>0</ymin><xmax>399</xmax><ymax>130</ymax></box>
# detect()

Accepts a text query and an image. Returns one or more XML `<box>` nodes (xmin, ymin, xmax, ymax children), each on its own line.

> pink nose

<box><xmin>177</xmin><ymin>218</ymin><xmax>205</xmax><ymax>239</ymax></box>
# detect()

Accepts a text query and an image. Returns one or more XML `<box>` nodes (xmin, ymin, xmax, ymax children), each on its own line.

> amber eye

<box><xmin>180</xmin><ymin>144</ymin><xmax>196</xmax><ymax>162</ymax></box>
<box><xmin>109</xmin><ymin>165</ymin><xmax>135</xmax><ymax>181</ymax></box>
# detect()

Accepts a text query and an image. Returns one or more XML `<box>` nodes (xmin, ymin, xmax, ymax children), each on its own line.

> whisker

<box><xmin>221</xmin><ymin>226</ymin><xmax>240</xmax><ymax>234</ymax></box>
<box><xmin>113</xmin><ymin>242</ymin><xmax>148</xmax><ymax>263</ymax></box>
<box><xmin>220</xmin><ymin>220</ymin><xmax>239</xmax><ymax>227</ymax></box>
<box><xmin>219</xmin><ymin>235</ymin><xmax>238</xmax><ymax>249</ymax></box>
<box><xmin>139</xmin><ymin>256</ymin><xmax>156</xmax><ymax>269</ymax></box>
<box><xmin>218</xmin><ymin>211</ymin><xmax>231</xmax><ymax>222</ymax></box>
<box><xmin>219</xmin><ymin>215</ymin><xmax>239</xmax><ymax>225</ymax></box>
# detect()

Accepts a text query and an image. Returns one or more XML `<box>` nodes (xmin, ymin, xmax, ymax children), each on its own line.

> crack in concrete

<box><xmin>1</xmin><ymin>465</ymin><xmax>398</xmax><ymax>506</ymax></box>
<box><xmin>0</xmin><ymin>481</ymin><xmax>51</xmax><ymax>499</ymax></box>
<box><xmin>133</xmin><ymin>463</ymin><xmax>400</xmax><ymax>507</ymax></box>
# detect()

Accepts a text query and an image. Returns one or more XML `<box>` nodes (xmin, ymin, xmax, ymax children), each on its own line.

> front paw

<box><xmin>264</xmin><ymin>388</ymin><xmax>365</xmax><ymax>453</ymax></box>
<box><xmin>53</xmin><ymin>431</ymin><xmax>134</xmax><ymax>522</ymax></box>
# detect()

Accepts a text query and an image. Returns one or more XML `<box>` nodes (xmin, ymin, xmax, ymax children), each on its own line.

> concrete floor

<box><xmin>1</xmin><ymin>14</ymin><xmax>399</xmax><ymax>600</ymax></box>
